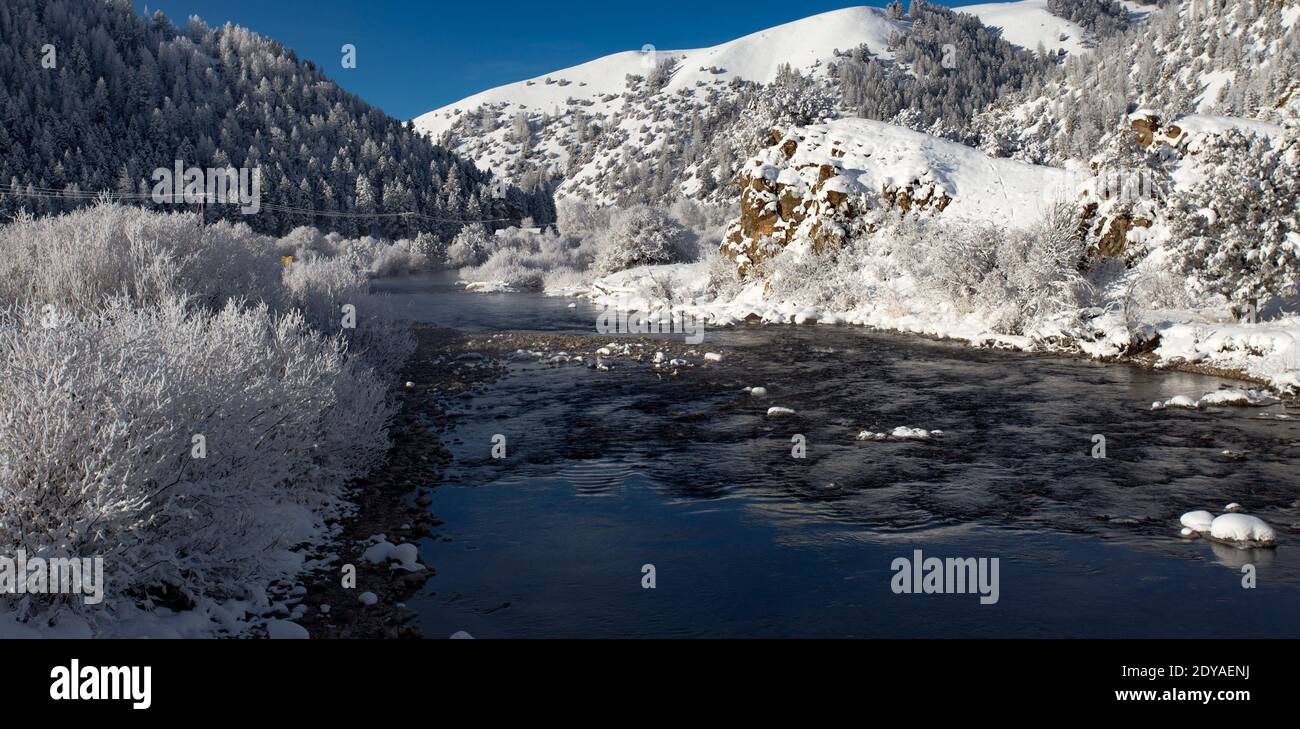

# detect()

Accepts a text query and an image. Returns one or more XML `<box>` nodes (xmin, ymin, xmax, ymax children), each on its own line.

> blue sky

<box><xmin>144</xmin><ymin>0</ymin><xmax>986</xmax><ymax>120</ymax></box>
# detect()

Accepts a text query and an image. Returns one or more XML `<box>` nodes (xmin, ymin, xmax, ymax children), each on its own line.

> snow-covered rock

<box><xmin>266</xmin><ymin>620</ymin><xmax>309</xmax><ymax>640</ymax></box>
<box><xmin>1209</xmin><ymin>514</ymin><xmax>1277</xmax><ymax>546</ymax></box>
<box><xmin>1179</xmin><ymin>510</ymin><xmax>1215</xmax><ymax>533</ymax></box>
<box><xmin>1197</xmin><ymin>389</ymin><xmax>1276</xmax><ymax>407</ymax></box>
<box><xmin>362</xmin><ymin>539</ymin><xmax>423</xmax><ymax>572</ymax></box>
<box><xmin>858</xmin><ymin>427</ymin><xmax>944</xmax><ymax>441</ymax></box>
<box><xmin>722</xmin><ymin>119</ymin><xmax>1082</xmax><ymax>273</ymax></box>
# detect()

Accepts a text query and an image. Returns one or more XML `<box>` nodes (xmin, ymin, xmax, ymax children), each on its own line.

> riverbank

<box><xmin>580</xmin><ymin>263</ymin><xmax>1300</xmax><ymax>401</ymax></box>
<box><xmin>295</xmin><ymin>326</ymin><xmax>498</xmax><ymax>638</ymax></box>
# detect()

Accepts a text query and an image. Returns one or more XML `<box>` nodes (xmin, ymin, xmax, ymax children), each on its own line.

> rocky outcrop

<box><xmin>722</xmin><ymin>125</ymin><xmax>954</xmax><ymax>276</ymax></box>
<box><xmin>721</xmin><ymin>118</ymin><xmax>1088</xmax><ymax>276</ymax></box>
<box><xmin>1128</xmin><ymin>111</ymin><xmax>1187</xmax><ymax>151</ymax></box>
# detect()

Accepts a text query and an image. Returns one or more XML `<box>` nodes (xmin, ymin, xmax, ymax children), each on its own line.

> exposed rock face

<box><xmin>721</xmin><ymin>118</ymin><xmax>1086</xmax><ymax>276</ymax></box>
<box><xmin>1128</xmin><ymin>111</ymin><xmax>1187</xmax><ymax>151</ymax></box>
<box><xmin>1083</xmin><ymin>205</ymin><xmax>1152</xmax><ymax>258</ymax></box>
<box><xmin>722</xmin><ymin>126</ymin><xmax>953</xmax><ymax>276</ymax></box>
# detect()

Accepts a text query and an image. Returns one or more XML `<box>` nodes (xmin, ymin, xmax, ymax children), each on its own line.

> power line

<box><xmin>0</xmin><ymin>186</ymin><xmax>523</xmax><ymax>226</ymax></box>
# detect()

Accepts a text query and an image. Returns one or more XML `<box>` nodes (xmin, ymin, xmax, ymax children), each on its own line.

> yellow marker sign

<box><xmin>281</xmin><ymin>256</ymin><xmax>294</xmax><ymax>265</ymax></box>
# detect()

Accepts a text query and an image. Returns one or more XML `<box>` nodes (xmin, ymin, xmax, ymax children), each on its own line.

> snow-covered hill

<box><xmin>974</xmin><ymin>0</ymin><xmax>1300</xmax><ymax>165</ymax></box>
<box><xmin>413</xmin><ymin>7</ymin><xmax>908</xmax><ymax>139</ymax></box>
<box><xmin>412</xmin><ymin>1</ymin><xmax>1097</xmax><ymax>206</ymax></box>
<box><xmin>415</xmin><ymin>2</ymin><xmax>1088</xmax><ymax>139</ymax></box>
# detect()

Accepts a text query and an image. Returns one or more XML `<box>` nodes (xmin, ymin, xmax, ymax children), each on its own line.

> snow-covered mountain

<box><xmin>415</xmin><ymin>7</ymin><xmax>906</xmax><ymax>140</ymax></box>
<box><xmin>416</xmin><ymin>2</ymin><xmax>1087</xmax><ymax>138</ymax></box>
<box><xmin>413</xmin><ymin>1</ymin><xmax>1097</xmax><ymax>207</ymax></box>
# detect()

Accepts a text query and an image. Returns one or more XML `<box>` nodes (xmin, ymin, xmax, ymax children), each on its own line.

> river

<box><xmin>372</xmin><ymin>273</ymin><xmax>1300</xmax><ymax>638</ymax></box>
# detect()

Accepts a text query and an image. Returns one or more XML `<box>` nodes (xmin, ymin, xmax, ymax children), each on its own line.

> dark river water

<box><xmin>373</xmin><ymin>273</ymin><xmax>1300</xmax><ymax>638</ymax></box>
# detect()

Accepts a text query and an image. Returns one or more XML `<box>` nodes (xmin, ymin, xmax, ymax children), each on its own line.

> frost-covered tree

<box><xmin>1167</xmin><ymin>128</ymin><xmax>1300</xmax><ymax>317</ymax></box>
<box><xmin>1046</xmin><ymin>0</ymin><xmax>1131</xmax><ymax>42</ymax></box>
<box><xmin>975</xmin><ymin>0</ymin><xmax>1299</xmax><ymax>165</ymax></box>
<box><xmin>832</xmin><ymin>3</ymin><xmax>1055</xmax><ymax>134</ymax></box>
<box><xmin>751</xmin><ymin>64</ymin><xmax>837</xmax><ymax>129</ymax></box>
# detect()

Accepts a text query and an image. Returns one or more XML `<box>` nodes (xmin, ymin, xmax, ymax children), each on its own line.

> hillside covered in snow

<box><xmin>415</xmin><ymin>0</ymin><xmax>1109</xmax><ymax>207</ymax></box>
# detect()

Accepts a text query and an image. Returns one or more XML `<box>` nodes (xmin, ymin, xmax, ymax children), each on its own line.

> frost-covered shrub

<box><xmin>894</xmin><ymin>204</ymin><xmax>1090</xmax><ymax>333</ymax></box>
<box><xmin>594</xmin><ymin>205</ymin><xmax>693</xmax><ymax>275</ymax></box>
<box><xmin>0</xmin><ymin>298</ymin><xmax>394</xmax><ymax>617</ymax></box>
<box><xmin>1119</xmin><ymin>249</ymin><xmax>1196</xmax><ymax>311</ymax></box>
<box><xmin>278</xmin><ymin>225</ymin><xmax>433</xmax><ymax>278</ymax></box>
<box><xmin>556</xmin><ymin>198</ymin><xmax>613</xmax><ymax>238</ymax></box>
<box><xmin>280</xmin><ymin>251</ymin><xmax>415</xmax><ymax>379</ymax></box>
<box><xmin>0</xmin><ymin>204</ymin><xmax>282</xmax><ymax>312</ymax></box>
<box><xmin>446</xmin><ymin>223</ymin><xmax>493</xmax><ymax>268</ymax></box>
<box><xmin>282</xmin><ymin>258</ymin><xmax>369</xmax><ymax>330</ymax></box>
<box><xmin>0</xmin><ymin>205</ymin><xmax>412</xmax><ymax>633</ymax></box>
<box><xmin>459</xmin><ymin>228</ymin><xmax>597</xmax><ymax>292</ymax></box>
<box><xmin>991</xmin><ymin>203</ymin><xmax>1092</xmax><ymax>328</ymax></box>
<box><xmin>367</xmin><ymin>239</ymin><xmax>429</xmax><ymax>278</ymax></box>
<box><xmin>764</xmin><ymin>238</ymin><xmax>875</xmax><ymax>312</ymax></box>
<box><xmin>277</xmin><ymin>225</ymin><xmax>328</xmax><ymax>257</ymax></box>
<box><xmin>702</xmin><ymin>248</ymin><xmax>746</xmax><ymax>301</ymax></box>
<box><xmin>461</xmin><ymin>248</ymin><xmax>545</xmax><ymax>291</ymax></box>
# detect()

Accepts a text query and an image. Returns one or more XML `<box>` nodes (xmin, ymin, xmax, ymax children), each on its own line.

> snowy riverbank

<box><xmin>581</xmin><ymin>262</ymin><xmax>1300</xmax><ymax>396</ymax></box>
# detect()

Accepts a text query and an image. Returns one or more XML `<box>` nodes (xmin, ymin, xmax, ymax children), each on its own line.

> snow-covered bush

<box><xmin>277</xmin><ymin>225</ymin><xmax>433</xmax><ymax>277</ymax></box>
<box><xmin>446</xmin><ymin>223</ymin><xmax>494</xmax><ymax>268</ymax></box>
<box><xmin>277</xmin><ymin>225</ymin><xmax>328</xmax><ymax>257</ymax></box>
<box><xmin>0</xmin><ymin>203</ymin><xmax>282</xmax><ymax>312</ymax></box>
<box><xmin>279</xmin><ymin>255</ymin><xmax>411</xmax><ymax>376</ymax></box>
<box><xmin>462</xmin><ymin>248</ymin><xmax>545</xmax><ymax>291</ymax></box>
<box><xmin>282</xmin><ymin>257</ymin><xmax>370</xmax><ymax>330</ymax></box>
<box><xmin>367</xmin><ymin>239</ymin><xmax>429</xmax><ymax>278</ymax></box>
<box><xmin>0</xmin><ymin>205</ymin><xmax>413</xmax><ymax>633</ymax></box>
<box><xmin>992</xmin><ymin>203</ymin><xmax>1092</xmax><ymax>329</ymax></box>
<box><xmin>764</xmin><ymin>242</ymin><xmax>867</xmax><ymax>312</ymax></box>
<box><xmin>702</xmin><ymin>248</ymin><xmax>746</xmax><ymax>301</ymax></box>
<box><xmin>459</xmin><ymin>228</ymin><xmax>598</xmax><ymax>292</ymax></box>
<box><xmin>556</xmin><ymin>198</ymin><xmax>613</xmax><ymax>238</ymax></box>
<box><xmin>594</xmin><ymin>205</ymin><xmax>694</xmax><ymax>275</ymax></box>
<box><xmin>0</xmin><ymin>298</ymin><xmax>394</xmax><ymax>619</ymax></box>
<box><xmin>893</xmin><ymin>203</ymin><xmax>1090</xmax><ymax>333</ymax></box>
